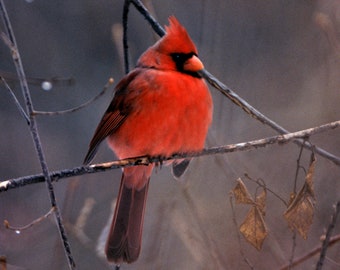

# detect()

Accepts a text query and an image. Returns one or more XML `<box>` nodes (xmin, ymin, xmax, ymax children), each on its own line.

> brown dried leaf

<box><xmin>232</xmin><ymin>178</ymin><xmax>254</xmax><ymax>205</ymax></box>
<box><xmin>240</xmin><ymin>206</ymin><xmax>268</xmax><ymax>250</ymax></box>
<box><xmin>284</xmin><ymin>154</ymin><xmax>316</xmax><ymax>239</ymax></box>
<box><xmin>284</xmin><ymin>192</ymin><xmax>315</xmax><ymax>239</ymax></box>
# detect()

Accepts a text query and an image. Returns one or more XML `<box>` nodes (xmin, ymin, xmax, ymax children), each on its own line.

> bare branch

<box><xmin>122</xmin><ymin>0</ymin><xmax>131</xmax><ymax>74</ymax></box>
<box><xmin>0</xmin><ymin>1</ymin><xmax>76</xmax><ymax>269</ymax></box>
<box><xmin>244</xmin><ymin>173</ymin><xmax>288</xmax><ymax>207</ymax></box>
<box><xmin>293</xmin><ymin>142</ymin><xmax>307</xmax><ymax>193</ymax></box>
<box><xmin>279</xmin><ymin>234</ymin><xmax>340</xmax><ymax>270</ymax></box>
<box><xmin>316</xmin><ymin>201</ymin><xmax>340</xmax><ymax>269</ymax></box>
<box><xmin>0</xmin><ymin>76</ymin><xmax>30</xmax><ymax>124</ymax></box>
<box><xmin>199</xmin><ymin>69</ymin><xmax>340</xmax><ymax>166</ymax></box>
<box><xmin>130</xmin><ymin>0</ymin><xmax>165</xmax><ymax>37</ymax></box>
<box><xmin>126</xmin><ymin>0</ymin><xmax>340</xmax><ymax>167</ymax></box>
<box><xmin>1</xmin><ymin>120</ymin><xmax>339</xmax><ymax>193</ymax></box>
<box><xmin>4</xmin><ymin>207</ymin><xmax>55</xmax><ymax>232</ymax></box>
<box><xmin>123</xmin><ymin>0</ymin><xmax>165</xmax><ymax>73</ymax></box>
<box><xmin>229</xmin><ymin>194</ymin><xmax>255</xmax><ymax>269</ymax></box>
<box><xmin>33</xmin><ymin>78</ymin><xmax>114</xmax><ymax>116</ymax></box>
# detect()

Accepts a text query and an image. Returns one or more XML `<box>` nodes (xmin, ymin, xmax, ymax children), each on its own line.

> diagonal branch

<box><xmin>0</xmin><ymin>75</ymin><xmax>30</xmax><ymax>124</ymax></box>
<box><xmin>128</xmin><ymin>0</ymin><xmax>340</xmax><ymax>167</ymax></box>
<box><xmin>316</xmin><ymin>201</ymin><xmax>340</xmax><ymax>269</ymax></box>
<box><xmin>0</xmin><ymin>1</ymin><xmax>76</xmax><ymax>269</ymax></box>
<box><xmin>279</xmin><ymin>234</ymin><xmax>340</xmax><ymax>270</ymax></box>
<box><xmin>199</xmin><ymin>69</ymin><xmax>340</xmax><ymax>166</ymax></box>
<box><xmin>1</xmin><ymin>119</ymin><xmax>339</xmax><ymax>193</ymax></box>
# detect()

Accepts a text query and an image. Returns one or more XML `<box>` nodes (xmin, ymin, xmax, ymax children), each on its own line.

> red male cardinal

<box><xmin>84</xmin><ymin>16</ymin><xmax>213</xmax><ymax>264</ymax></box>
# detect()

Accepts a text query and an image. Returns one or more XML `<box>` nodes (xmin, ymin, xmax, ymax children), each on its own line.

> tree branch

<box><xmin>32</xmin><ymin>78</ymin><xmax>114</xmax><ymax>116</ymax></box>
<box><xmin>0</xmin><ymin>75</ymin><xmax>30</xmax><ymax>124</ymax></box>
<box><xmin>316</xmin><ymin>201</ymin><xmax>340</xmax><ymax>269</ymax></box>
<box><xmin>279</xmin><ymin>234</ymin><xmax>340</xmax><ymax>270</ymax></box>
<box><xmin>0</xmin><ymin>1</ymin><xmax>76</xmax><ymax>269</ymax></box>
<box><xmin>1</xmin><ymin>120</ymin><xmax>339</xmax><ymax>193</ymax></box>
<box><xmin>127</xmin><ymin>0</ymin><xmax>340</xmax><ymax>167</ymax></box>
<box><xmin>199</xmin><ymin>69</ymin><xmax>340</xmax><ymax>166</ymax></box>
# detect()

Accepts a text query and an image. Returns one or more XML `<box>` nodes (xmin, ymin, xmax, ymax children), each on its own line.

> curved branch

<box><xmin>33</xmin><ymin>78</ymin><xmax>114</xmax><ymax>116</ymax></box>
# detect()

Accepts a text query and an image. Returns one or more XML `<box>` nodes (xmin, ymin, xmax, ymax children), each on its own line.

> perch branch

<box><xmin>127</xmin><ymin>0</ymin><xmax>340</xmax><ymax>167</ymax></box>
<box><xmin>1</xmin><ymin>120</ymin><xmax>340</xmax><ymax>193</ymax></box>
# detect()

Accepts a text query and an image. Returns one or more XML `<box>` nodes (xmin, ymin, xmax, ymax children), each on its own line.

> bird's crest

<box><xmin>158</xmin><ymin>16</ymin><xmax>198</xmax><ymax>55</ymax></box>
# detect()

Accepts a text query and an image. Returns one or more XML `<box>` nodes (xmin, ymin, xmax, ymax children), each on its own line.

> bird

<box><xmin>83</xmin><ymin>16</ymin><xmax>213</xmax><ymax>264</ymax></box>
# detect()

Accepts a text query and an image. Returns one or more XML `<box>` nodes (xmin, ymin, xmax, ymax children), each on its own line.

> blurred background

<box><xmin>1</xmin><ymin>0</ymin><xmax>340</xmax><ymax>269</ymax></box>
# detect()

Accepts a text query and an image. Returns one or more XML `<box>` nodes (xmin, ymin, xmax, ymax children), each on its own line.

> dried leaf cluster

<box><xmin>232</xmin><ymin>154</ymin><xmax>316</xmax><ymax>250</ymax></box>
<box><xmin>232</xmin><ymin>178</ymin><xmax>268</xmax><ymax>250</ymax></box>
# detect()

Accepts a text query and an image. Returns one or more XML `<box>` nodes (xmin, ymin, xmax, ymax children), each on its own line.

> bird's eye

<box><xmin>171</xmin><ymin>53</ymin><xmax>194</xmax><ymax>63</ymax></box>
<box><xmin>171</xmin><ymin>52</ymin><xmax>196</xmax><ymax>71</ymax></box>
<box><xmin>172</xmin><ymin>53</ymin><xmax>181</xmax><ymax>60</ymax></box>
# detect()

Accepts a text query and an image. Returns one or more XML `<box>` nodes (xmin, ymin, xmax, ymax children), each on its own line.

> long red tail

<box><xmin>105</xmin><ymin>170</ymin><xmax>150</xmax><ymax>264</ymax></box>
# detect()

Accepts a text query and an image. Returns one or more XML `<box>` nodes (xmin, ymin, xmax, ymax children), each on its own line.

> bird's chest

<box><xmin>136</xmin><ymin>74</ymin><xmax>209</xmax><ymax>119</ymax></box>
<box><xmin>109</xmin><ymin>72</ymin><xmax>212</xmax><ymax>158</ymax></box>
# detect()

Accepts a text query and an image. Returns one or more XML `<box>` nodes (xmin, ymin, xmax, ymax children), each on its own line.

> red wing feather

<box><xmin>83</xmin><ymin>111</ymin><xmax>127</xmax><ymax>164</ymax></box>
<box><xmin>83</xmin><ymin>70</ymin><xmax>142</xmax><ymax>165</ymax></box>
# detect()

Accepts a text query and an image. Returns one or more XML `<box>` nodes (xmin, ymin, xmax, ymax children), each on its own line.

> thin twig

<box><xmin>0</xmin><ymin>76</ymin><xmax>30</xmax><ymax>124</ymax></box>
<box><xmin>279</xmin><ymin>234</ymin><xmax>340</xmax><ymax>270</ymax></box>
<box><xmin>32</xmin><ymin>78</ymin><xmax>114</xmax><ymax>116</ymax></box>
<box><xmin>0</xmin><ymin>2</ymin><xmax>76</xmax><ymax>269</ymax></box>
<box><xmin>229</xmin><ymin>194</ymin><xmax>255</xmax><ymax>269</ymax></box>
<box><xmin>294</xmin><ymin>141</ymin><xmax>307</xmax><ymax>193</ymax></box>
<box><xmin>287</xmin><ymin>142</ymin><xmax>306</xmax><ymax>270</ymax></box>
<box><xmin>243</xmin><ymin>173</ymin><xmax>288</xmax><ymax>207</ymax></box>
<box><xmin>4</xmin><ymin>207</ymin><xmax>55</xmax><ymax>232</ymax></box>
<box><xmin>288</xmin><ymin>231</ymin><xmax>297</xmax><ymax>270</ymax></box>
<box><xmin>122</xmin><ymin>0</ymin><xmax>165</xmax><ymax>72</ymax></box>
<box><xmin>123</xmin><ymin>0</ymin><xmax>131</xmax><ymax>74</ymax></box>
<box><xmin>130</xmin><ymin>0</ymin><xmax>165</xmax><ymax>37</ymax></box>
<box><xmin>2</xmin><ymin>120</ymin><xmax>339</xmax><ymax>192</ymax></box>
<box><xmin>316</xmin><ymin>201</ymin><xmax>340</xmax><ymax>270</ymax></box>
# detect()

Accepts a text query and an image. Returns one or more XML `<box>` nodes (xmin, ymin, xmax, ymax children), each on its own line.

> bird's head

<box><xmin>137</xmin><ymin>16</ymin><xmax>204</xmax><ymax>76</ymax></box>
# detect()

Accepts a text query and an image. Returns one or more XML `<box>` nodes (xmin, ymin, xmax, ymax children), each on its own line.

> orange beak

<box><xmin>183</xmin><ymin>55</ymin><xmax>204</xmax><ymax>72</ymax></box>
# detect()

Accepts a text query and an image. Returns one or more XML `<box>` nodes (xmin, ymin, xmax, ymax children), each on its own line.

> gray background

<box><xmin>1</xmin><ymin>0</ymin><xmax>340</xmax><ymax>269</ymax></box>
